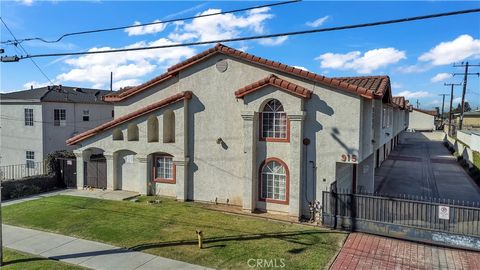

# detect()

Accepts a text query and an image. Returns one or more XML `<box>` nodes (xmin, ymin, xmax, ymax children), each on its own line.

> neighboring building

<box><xmin>67</xmin><ymin>44</ymin><xmax>409</xmax><ymax>218</ymax></box>
<box><xmin>0</xmin><ymin>86</ymin><xmax>113</xmax><ymax>166</ymax></box>
<box><xmin>408</xmin><ymin>108</ymin><xmax>436</xmax><ymax>131</ymax></box>
<box><xmin>455</xmin><ymin>111</ymin><xmax>480</xmax><ymax>130</ymax></box>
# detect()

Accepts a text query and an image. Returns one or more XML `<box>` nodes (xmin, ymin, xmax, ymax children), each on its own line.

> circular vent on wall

<box><xmin>216</xmin><ymin>59</ymin><xmax>228</xmax><ymax>73</ymax></box>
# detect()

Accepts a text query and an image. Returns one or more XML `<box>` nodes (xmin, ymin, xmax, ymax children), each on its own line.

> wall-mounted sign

<box><xmin>340</xmin><ymin>154</ymin><xmax>357</xmax><ymax>163</ymax></box>
<box><xmin>439</xmin><ymin>205</ymin><xmax>450</xmax><ymax>220</ymax></box>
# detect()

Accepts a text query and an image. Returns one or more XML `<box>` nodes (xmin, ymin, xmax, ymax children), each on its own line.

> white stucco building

<box><xmin>408</xmin><ymin>108</ymin><xmax>436</xmax><ymax>131</ymax></box>
<box><xmin>68</xmin><ymin>44</ymin><xmax>410</xmax><ymax>218</ymax></box>
<box><xmin>0</xmin><ymin>86</ymin><xmax>113</xmax><ymax>167</ymax></box>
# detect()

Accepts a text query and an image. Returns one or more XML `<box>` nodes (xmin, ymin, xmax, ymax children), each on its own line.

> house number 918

<box><xmin>341</xmin><ymin>154</ymin><xmax>357</xmax><ymax>163</ymax></box>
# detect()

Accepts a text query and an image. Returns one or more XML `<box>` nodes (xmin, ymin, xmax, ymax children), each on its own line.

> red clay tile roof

<box><xmin>392</xmin><ymin>96</ymin><xmax>406</xmax><ymax>109</ymax></box>
<box><xmin>104</xmin><ymin>44</ymin><xmax>381</xmax><ymax>102</ymax></box>
<box><xmin>67</xmin><ymin>91</ymin><xmax>192</xmax><ymax>145</ymax></box>
<box><xmin>331</xmin><ymin>76</ymin><xmax>391</xmax><ymax>100</ymax></box>
<box><xmin>235</xmin><ymin>74</ymin><xmax>313</xmax><ymax>99</ymax></box>
<box><xmin>413</xmin><ymin>108</ymin><xmax>437</xmax><ymax>116</ymax></box>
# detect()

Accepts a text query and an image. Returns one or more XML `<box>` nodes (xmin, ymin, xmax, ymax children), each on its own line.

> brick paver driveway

<box><xmin>330</xmin><ymin>233</ymin><xmax>480</xmax><ymax>270</ymax></box>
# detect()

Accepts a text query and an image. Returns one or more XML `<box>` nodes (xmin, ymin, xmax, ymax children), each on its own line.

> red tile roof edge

<box><xmin>67</xmin><ymin>91</ymin><xmax>192</xmax><ymax>145</ymax></box>
<box><xmin>392</xmin><ymin>96</ymin><xmax>406</xmax><ymax>109</ymax></box>
<box><xmin>104</xmin><ymin>43</ymin><xmax>376</xmax><ymax>102</ymax></box>
<box><xmin>413</xmin><ymin>108</ymin><xmax>437</xmax><ymax>116</ymax></box>
<box><xmin>235</xmin><ymin>74</ymin><xmax>313</xmax><ymax>99</ymax></box>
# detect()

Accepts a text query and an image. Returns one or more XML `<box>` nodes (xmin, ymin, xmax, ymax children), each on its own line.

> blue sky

<box><xmin>1</xmin><ymin>0</ymin><xmax>479</xmax><ymax>110</ymax></box>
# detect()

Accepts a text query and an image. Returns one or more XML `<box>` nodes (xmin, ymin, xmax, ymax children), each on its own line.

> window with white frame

<box><xmin>26</xmin><ymin>151</ymin><xmax>35</xmax><ymax>168</ymax></box>
<box><xmin>261</xmin><ymin>99</ymin><xmax>287</xmax><ymax>140</ymax></box>
<box><xmin>82</xmin><ymin>110</ymin><xmax>90</xmax><ymax>121</ymax></box>
<box><xmin>261</xmin><ymin>160</ymin><xmax>287</xmax><ymax>202</ymax></box>
<box><xmin>24</xmin><ymin>108</ymin><xmax>34</xmax><ymax>126</ymax></box>
<box><xmin>154</xmin><ymin>155</ymin><xmax>174</xmax><ymax>182</ymax></box>
<box><xmin>54</xmin><ymin>109</ymin><xmax>66</xmax><ymax>126</ymax></box>
<box><xmin>382</xmin><ymin>108</ymin><xmax>387</xmax><ymax>128</ymax></box>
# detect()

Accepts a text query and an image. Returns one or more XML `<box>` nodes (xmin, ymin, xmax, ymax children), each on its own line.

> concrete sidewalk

<box><xmin>3</xmin><ymin>224</ymin><xmax>211</xmax><ymax>270</ymax></box>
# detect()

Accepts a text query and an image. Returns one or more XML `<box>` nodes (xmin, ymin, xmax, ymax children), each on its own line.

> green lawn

<box><xmin>2</xmin><ymin>248</ymin><xmax>86</xmax><ymax>270</ymax></box>
<box><xmin>3</xmin><ymin>195</ymin><xmax>345</xmax><ymax>269</ymax></box>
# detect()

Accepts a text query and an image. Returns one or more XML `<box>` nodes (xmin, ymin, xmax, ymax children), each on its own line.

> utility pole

<box><xmin>438</xmin><ymin>94</ymin><xmax>448</xmax><ymax>121</ymax></box>
<box><xmin>453</xmin><ymin>62</ymin><xmax>480</xmax><ymax>130</ymax></box>
<box><xmin>444</xmin><ymin>83</ymin><xmax>461</xmax><ymax>136</ymax></box>
<box><xmin>416</xmin><ymin>100</ymin><xmax>420</xmax><ymax>108</ymax></box>
<box><xmin>110</xmin><ymin>72</ymin><xmax>113</xmax><ymax>91</ymax></box>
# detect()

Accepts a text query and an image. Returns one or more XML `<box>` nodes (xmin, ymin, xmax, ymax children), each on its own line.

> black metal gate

<box><xmin>322</xmin><ymin>191</ymin><xmax>480</xmax><ymax>251</ymax></box>
<box><xmin>84</xmin><ymin>155</ymin><xmax>107</xmax><ymax>189</ymax></box>
<box><xmin>56</xmin><ymin>158</ymin><xmax>77</xmax><ymax>188</ymax></box>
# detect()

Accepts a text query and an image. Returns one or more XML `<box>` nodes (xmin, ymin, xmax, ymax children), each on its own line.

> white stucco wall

<box><xmin>408</xmin><ymin>110</ymin><xmax>435</xmax><ymax>131</ymax></box>
<box><xmin>0</xmin><ymin>102</ymin><xmax>43</xmax><ymax>166</ymax></box>
<box><xmin>42</xmin><ymin>102</ymin><xmax>114</xmax><ymax>155</ymax></box>
<box><xmin>75</xmin><ymin>54</ymin><xmax>366</xmax><ymax>216</ymax></box>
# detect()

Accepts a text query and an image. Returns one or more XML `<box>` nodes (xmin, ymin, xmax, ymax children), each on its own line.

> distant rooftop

<box><xmin>0</xmin><ymin>85</ymin><xmax>111</xmax><ymax>104</ymax></box>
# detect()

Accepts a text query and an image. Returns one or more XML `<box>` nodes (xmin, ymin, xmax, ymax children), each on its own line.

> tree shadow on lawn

<box><xmin>129</xmin><ymin>230</ymin><xmax>334</xmax><ymax>252</ymax></box>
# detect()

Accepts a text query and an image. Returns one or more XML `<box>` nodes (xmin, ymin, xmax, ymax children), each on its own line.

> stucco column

<box><xmin>136</xmin><ymin>156</ymin><xmax>148</xmax><ymax>195</ymax></box>
<box><xmin>74</xmin><ymin>151</ymin><xmax>84</xmax><ymax>189</ymax></box>
<box><xmin>241</xmin><ymin>111</ymin><xmax>257</xmax><ymax>212</ymax></box>
<box><xmin>288</xmin><ymin>111</ymin><xmax>306</xmax><ymax>218</ymax></box>
<box><xmin>104</xmin><ymin>153</ymin><xmax>114</xmax><ymax>190</ymax></box>
<box><xmin>174</xmin><ymin>158</ymin><xmax>189</xmax><ymax>201</ymax></box>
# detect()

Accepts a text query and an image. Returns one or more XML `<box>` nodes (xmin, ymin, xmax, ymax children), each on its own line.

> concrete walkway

<box><xmin>3</xmin><ymin>224</ymin><xmax>211</xmax><ymax>270</ymax></box>
<box><xmin>375</xmin><ymin>131</ymin><xmax>480</xmax><ymax>202</ymax></box>
<box><xmin>331</xmin><ymin>233</ymin><xmax>480</xmax><ymax>270</ymax></box>
<box><xmin>2</xmin><ymin>189</ymin><xmax>139</xmax><ymax>207</ymax></box>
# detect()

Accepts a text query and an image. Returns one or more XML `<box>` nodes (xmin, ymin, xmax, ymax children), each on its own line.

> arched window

<box><xmin>153</xmin><ymin>154</ymin><xmax>175</xmax><ymax>184</ymax></box>
<box><xmin>127</xmin><ymin>124</ymin><xmax>139</xmax><ymax>141</ymax></box>
<box><xmin>260</xmin><ymin>159</ymin><xmax>288</xmax><ymax>203</ymax></box>
<box><xmin>163</xmin><ymin>110</ymin><xmax>175</xmax><ymax>143</ymax></box>
<box><xmin>261</xmin><ymin>99</ymin><xmax>288</xmax><ymax>141</ymax></box>
<box><xmin>112</xmin><ymin>129</ymin><xmax>123</xmax><ymax>141</ymax></box>
<box><xmin>147</xmin><ymin>116</ymin><xmax>159</xmax><ymax>142</ymax></box>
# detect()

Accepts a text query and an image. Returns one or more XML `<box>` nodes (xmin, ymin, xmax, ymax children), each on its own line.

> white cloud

<box><xmin>125</xmin><ymin>20</ymin><xmax>167</xmax><ymax>36</ymax></box>
<box><xmin>56</xmin><ymin>38</ymin><xmax>196</xmax><ymax>89</ymax></box>
<box><xmin>112</xmin><ymin>79</ymin><xmax>141</xmax><ymax>90</ymax></box>
<box><xmin>258</xmin><ymin>36</ymin><xmax>288</xmax><ymax>46</ymax></box>
<box><xmin>293</xmin><ymin>66</ymin><xmax>308</xmax><ymax>71</ymax></box>
<box><xmin>306</xmin><ymin>16</ymin><xmax>330</xmax><ymax>27</ymax></box>
<box><xmin>431</xmin><ymin>73</ymin><xmax>452</xmax><ymax>83</ymax></box>
<box><xmin>396</xmin><ymin>64</ymin><xmax>429</xmax><ymax>74</ymax></box>
<box><xmin>427</xmin><ymin>99</ymin><xmax>442</xmax><ymax>106</ymax></box>
<box><xmin>391</xmin><ymin>82</ymin><xmax>402</xmax><ymax>89</ymax></box>
<box><xmin>453</xmin><ymin>97</ymin><xmax>467</xmax><ymax>104</ymax></box>
<box><xmin>168</xmin><ymin>8</ymin><xmax>274</xmax><ymax>43</ymax></box>
<box><xmin>22</xmin><ymin>81</ymin><xmax>49</xmax><ymax>89</ymax></box>
<box><xmin>316</xmin><ymin>48</ymin><xmax>406</xmax><ymax>74</ymax></box>
<box><xmin>15</xmin><ymin>0</ymin><xmax>33</xmax><ymax>6</ymax></box>
<box><xmin>419</xmin><ymin>35</ymin><xmax>480</xmax><ymax>65</ymax></box>
<box><xmin>396</xmin><ymin>90</ymin><xmax>433</xmax><ymax>99</ymax></box>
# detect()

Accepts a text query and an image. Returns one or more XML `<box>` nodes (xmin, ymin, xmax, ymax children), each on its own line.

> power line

<box><xmin>0</xmin><ymin>0</ymin><xmax>299</xmax><ymax>45</ymax></box>
<box><xmin>0</xmin><ymin>17</ymin><xmax>54</xmax><ymax>84</ymax></box>
<box><xmin>8</xmin><ymin>8</ymin><xmax>479</xmax><ymax>60</ymax></box>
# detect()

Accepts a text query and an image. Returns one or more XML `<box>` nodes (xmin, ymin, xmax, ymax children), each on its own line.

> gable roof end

<box><xmin>67</xmin><ymin>91</ymin><xmax>192</xmax><ymax>145</ymax></box>
<box><xmin>235</xmin><ymin>74</ymin><xmax>313</xmax><ymax>99</ymax></box>
<box><xmin>392</xmin><ymin>96</ymin><xmax>406</xmax><ymax>109</ymax></box>
<box><xmin>103</xmin><ymin>44</ymin><xmax>379</xmax><ymax>102</ymax></box>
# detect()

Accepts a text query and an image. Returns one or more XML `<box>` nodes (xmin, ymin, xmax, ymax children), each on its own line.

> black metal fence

<box><xmin>322</xmin><ymin>191</ymin><xmax>480</xmax><ymax>250</ymax></box>
<box><xmin>0</xmin><ymin>161</ymin><xmax>48</xmax><ymax>181</ymax></box>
